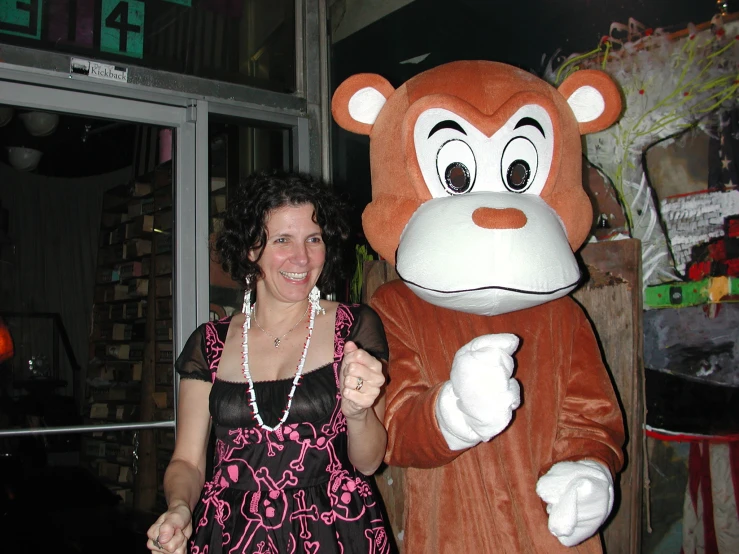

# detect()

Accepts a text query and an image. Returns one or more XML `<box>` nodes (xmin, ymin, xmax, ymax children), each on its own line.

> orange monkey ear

<box><xmin>331</xmin><ymin>74</ymin><xmax>396</xmax><ymax>136</ymax></box>
<box><xmin>558</xmin><ymin>69</ymin><xmax>622</xmax><ymax>135</ymax></box>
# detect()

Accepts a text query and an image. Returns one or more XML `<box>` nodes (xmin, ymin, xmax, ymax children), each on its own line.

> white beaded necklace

<box><xmin>241</xmin><ymin>301</ymin><xmax>316</xmax><ymax>432</ymax></box>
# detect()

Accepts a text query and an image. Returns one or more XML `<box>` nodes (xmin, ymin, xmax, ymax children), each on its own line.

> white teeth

<box><xmin>281</xmin><ymin>271</ymin><xmax>308</xmax><ymax>279</ymax></box>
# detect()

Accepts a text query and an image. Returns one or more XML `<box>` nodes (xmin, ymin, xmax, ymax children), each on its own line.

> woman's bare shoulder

<box><xmin>224</xmin><ymin>312</ymin><xmax>245</xmax><ymax>336</ymax></box>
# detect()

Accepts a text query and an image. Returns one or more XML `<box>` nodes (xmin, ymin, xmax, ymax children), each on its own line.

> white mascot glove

<box><xmin>536</xmin><ymin>460</ymin><xmax>614</xmax><ymax>547</ymax></box>
<box><xmin>435</xmin><ymin>334</ymin><xmax>521</xmax><ymax>451</ymax></box>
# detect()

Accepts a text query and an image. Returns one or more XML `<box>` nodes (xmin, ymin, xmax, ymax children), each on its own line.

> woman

<box><xmin>147</xmin><ymin>171</ymin><xmax>392</xmax><ymax>553</ymax></box>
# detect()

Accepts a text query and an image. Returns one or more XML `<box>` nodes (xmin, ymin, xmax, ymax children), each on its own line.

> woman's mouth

<box><xmin>280</xmin><ymin>271</ymin><xmax>308</xmax><ymax>281</ymax></box>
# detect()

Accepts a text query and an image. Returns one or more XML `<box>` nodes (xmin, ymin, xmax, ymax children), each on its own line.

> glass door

<box><xmin>207</xmin><ymin>115</ymin><xmax>293</xmax><ymax>320</ymax></box>
<box><xmin>0</xmin><ymin>80</ymin><xmax>196</xmax><ymax>516</ymax></box>
<box><xmin>192</xmin><ymin>101</ymin><xmax>309</xmax><ymax>327</ymax></box>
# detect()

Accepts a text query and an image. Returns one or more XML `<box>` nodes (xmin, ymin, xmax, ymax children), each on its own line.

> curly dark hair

<box><xmin>214</xmin><ymin>170</ymin><xmax>351</xmax><ymax>294</ymax></box>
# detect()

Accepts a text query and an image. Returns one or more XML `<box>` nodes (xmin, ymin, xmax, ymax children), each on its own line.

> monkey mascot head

<box><xmin>332</xmin><ymin>61</ymin><xmax>621</xmax><ymax>315</ymax></box>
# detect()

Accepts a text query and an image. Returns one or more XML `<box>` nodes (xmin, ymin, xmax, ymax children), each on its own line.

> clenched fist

<box><xmin>340</xmin><ymin>340</ymin><xmax>386</xmax><ymax>420</ymax></box>
<box><xmin>435</xmin><ymin>333</ymin><xmax>521</xmax><ymax>450</ymax></box>
<box><xmin>536</xmin><ymin>460</ymin><xmax>614</xmax><ymax>547</ymax></box>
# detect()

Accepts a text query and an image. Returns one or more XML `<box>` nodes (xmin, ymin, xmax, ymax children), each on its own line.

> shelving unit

<box><xmin>83</xmin><ymin>163</ymin><xmax>174</xmax><ymax>512</ymax></box>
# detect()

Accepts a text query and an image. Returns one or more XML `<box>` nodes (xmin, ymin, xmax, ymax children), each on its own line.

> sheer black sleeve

<box><xmin>347</xmin><ymin>305</ymin><xmax>389</xmax><ymax>362</ymax></box>
<box><xmin>175</xmin><ymin>324</ymin><xmax>212</xmax><ymax>382</ymax></box>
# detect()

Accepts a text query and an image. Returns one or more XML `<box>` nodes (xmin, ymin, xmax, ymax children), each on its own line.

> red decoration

<box><xmin>709</xmin><ymin>240</ymin><xmax>728</xmax><ymax>262</ymax></box>
<box><xmin>725</xmin><ymin>259</ymin><xmax>739</xmax><ymax>277</ymax></box>
<box><xmin>726</xmin><ymin>217</ymin><xmax>739</xmax><ymax>238</ymax></box>
<box><xmin>688</xmin><ymin>261</ymin><xmax>711</xmax><ymax>280</ymax></box>
<box><xmin>0</xmin><ymin>318</ymin><xmax>13</xmax><ymax>363</ymax></box>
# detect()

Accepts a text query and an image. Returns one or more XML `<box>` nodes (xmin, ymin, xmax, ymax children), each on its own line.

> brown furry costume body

<box><xmin>373</xmin><ymin>283</ymin><xmax>623</xmax><ymax>552</ymax></box>
<box><xmin>332</xmin><ymin>61</ymin><xmax>626</xmax><ymax>552</ymax></box>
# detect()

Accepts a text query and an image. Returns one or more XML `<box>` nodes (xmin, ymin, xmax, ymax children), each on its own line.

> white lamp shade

<box><xmin>7</xmin><ymin>147</ymin><xmax>43</xmax><ymax>171</ymax></box>
<box><xmin>19</xmin><ymin>111</ymin><xmax>59</xmax><ymax>137</ymax></box>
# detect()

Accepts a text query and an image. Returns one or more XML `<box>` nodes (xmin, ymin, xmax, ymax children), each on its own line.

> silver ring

<box><xmin>153</xmin><ymin>538</ymin><xmax>162</xmax><ymax>549</ymax></box>
<box><xmin>355</xmin><ymin>376</ymin><xmax>364</xmax><ymax>391</ymax></box>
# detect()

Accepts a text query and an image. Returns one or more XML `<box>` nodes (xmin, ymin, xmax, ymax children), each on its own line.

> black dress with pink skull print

<box><xmin>175</xmin><ymin>304</ymin><xmax>393</xmax><ymax>554</ymax></box>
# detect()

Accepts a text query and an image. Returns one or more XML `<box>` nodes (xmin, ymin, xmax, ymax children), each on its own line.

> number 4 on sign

<box><xmin>101</xmin><ymin>0</ymin><xmax>144</xmax><ymax>58</ymax></box>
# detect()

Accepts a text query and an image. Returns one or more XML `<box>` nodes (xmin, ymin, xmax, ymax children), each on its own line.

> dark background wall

<box><xmin>329</xmin><ymin>0</ymin><xmax>730</xmax><ymax>230</ymax></box>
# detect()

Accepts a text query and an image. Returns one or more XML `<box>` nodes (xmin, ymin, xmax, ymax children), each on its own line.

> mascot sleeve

<box><xmin>372</xmin><ymin>284</ymin><xmax>465</xmax><ymax>468</ymax></box>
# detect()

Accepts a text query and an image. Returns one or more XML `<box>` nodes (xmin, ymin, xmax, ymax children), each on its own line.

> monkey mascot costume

<box><xmin>332</xmin><ymin>61</ymin><xmax>626</xmax><ymax>553</ymax></box>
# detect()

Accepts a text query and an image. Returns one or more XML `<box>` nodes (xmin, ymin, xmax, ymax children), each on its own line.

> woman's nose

<box><xmin>290</xmin><ymin>243</ymin><xmax>309</xmax><ymax>263</ymax></box>
<box><xmin>471</xmin><ymin>207</ymin><xmax>527</xmax><ymax>230</ymax></box>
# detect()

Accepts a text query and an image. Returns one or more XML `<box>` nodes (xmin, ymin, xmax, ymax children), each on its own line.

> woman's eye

<box><xmin>500</xmin><ymin>137</ymin><xmax>538</xmax><ymax>193</ymax></box>
<box><xmin>436</xmin><ymin>139</ymin><xmax>476</xmax><ymax>195</ymax></box>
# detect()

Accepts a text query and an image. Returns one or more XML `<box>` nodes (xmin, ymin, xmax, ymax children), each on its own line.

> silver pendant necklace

<box><xmin>252</xmin><ymin>303</ymin><xmax>310</xmax><ymax>348</ymax></box>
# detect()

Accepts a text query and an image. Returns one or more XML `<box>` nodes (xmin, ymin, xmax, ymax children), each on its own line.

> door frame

<box><xmin>192</xmin><ymin>100</ymin><xmax>310</xmax><ymax>330</ymax></box>
<box><xmin>0</xmin><ymin>0</ymin><xmax>325</xmax><ymax>443</ymax></box>
<box><xmin>0</xmin><ymin>77</ymin><xmax>312</xmax><ymax>438</ymax></box>
<box><xmin>0</xmin><ymin>80</ymin><xmax>196</xmax><ymax>437</ymax></box>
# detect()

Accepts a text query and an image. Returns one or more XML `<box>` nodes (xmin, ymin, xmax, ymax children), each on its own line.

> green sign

<box><xmin>1</xmin><ymin>0</ymin><xmax>195</xmax><ymax>57</ymax></box>
<box><xmin>100</xmin><ymin>0</ymin><xmax>144</xmax><ymax>58</ymax></box>
<box><xmin>0</xmin><ymin>0</ymin><xmax>42</xmax><ymax>39</ymax></box>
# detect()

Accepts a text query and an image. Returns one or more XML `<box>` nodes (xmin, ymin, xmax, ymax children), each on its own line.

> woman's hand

<box><xmin>146</xmin><ymin>503</ymin><xmax>193</xmax><ymax>553</ymax></box>
<box><xmin>340</xmin><ymin>340</ymin><xmax>386</xmax><ymax>420</ymax></box>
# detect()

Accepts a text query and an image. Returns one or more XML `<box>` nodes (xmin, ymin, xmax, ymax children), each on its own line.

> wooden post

<box><xmin>362</xmin><ymin>238</ymin><xmax>644</xmax><ymax>553</ymax></box>
<box><xmin>574</xmin><ymin>239</ymin><xmax>644</xmax><ymax>554</ymax></box>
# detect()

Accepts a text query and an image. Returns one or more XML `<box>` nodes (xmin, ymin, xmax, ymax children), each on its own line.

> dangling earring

<box><xmin>309</xmin><ymin>285</ymin><xmax>325</xmax><ymax>315</ymax></box>
<box><xmin>242</xmin><ymin>276</ymin><xmax>252</xmax><ymax>314</ymax></box>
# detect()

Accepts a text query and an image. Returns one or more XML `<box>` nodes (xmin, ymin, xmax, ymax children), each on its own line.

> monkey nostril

<box><xmin>471</xmin><ymin>207</ymin><xmax>527</xmax><ymax>230</ymax></box>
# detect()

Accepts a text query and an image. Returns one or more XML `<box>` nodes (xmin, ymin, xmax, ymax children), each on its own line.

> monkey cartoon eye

<box><xmin>501</xmin><ymin>137</ymin><xmax>538</xmax><ymax>193</ymax></box>
<box><xmin>436</xmin><ymin>139</ymin><xmax>476</xmax><ymax>195</ymax></box>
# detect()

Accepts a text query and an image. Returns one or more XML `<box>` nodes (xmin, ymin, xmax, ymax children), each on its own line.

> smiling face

<box><xmin>251</xmin><ymin>203</ymin><xmax>326</xmax><ymax>305</ymax></box>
